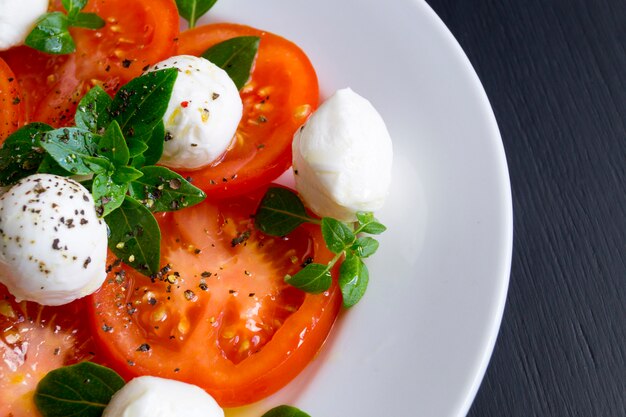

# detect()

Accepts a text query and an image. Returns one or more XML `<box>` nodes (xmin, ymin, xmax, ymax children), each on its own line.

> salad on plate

<box><xmin>0</xmin><ymin>0</ymin><xmax>393</xmax><ymax>416</ymax></box>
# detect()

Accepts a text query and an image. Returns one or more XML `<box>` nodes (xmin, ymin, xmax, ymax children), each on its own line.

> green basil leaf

<box><xmin>285</xmin><ymin>263</ymin><xmax>332</xmax><ymax>294</ymax></box>
<box><xmin>105</xmin><ymin>196</ymin><xmax>161</xmax><ymax>275</ymax></box>
<box><xmin>255</xmin><ymin>187</ymin><xmax>313</xmax><ymax>236</ymax></box>
<box><xmin>175</xmin><ymin>0</ymin><xmax>218</xmax><ymax>28</ymax></box>
<box><xmin>92</xmin><ymin>173</ymin><xmax>127</xmax><ymax>217</ymax></box>
<box><xmin>25</xmin><ymin>13</ymin><xmax>75</xmax><ymax>55</ymax></box>
<box><xmin>112</xmin><ymin>166</ymin><xmax>143</xmax><ymax>184</ymax></box>
<box><xmin>321</xmin><ymin>217</ymin><xmax>355</xmax><ymax>254</ymax></box>
<box><xmin>97</xmin><ymin>121</ymin><xmax>129</xmax><ymax>168</ymax></box>
<box><xmin>202</xmin><ymin>36</ymin><xmax>260</xmax><ymax>90</ymax></box>
<box><xmin>356</xmin><ymin>212</ymin><xmax>387</xmax><ymax>235</ymax></box>
<box><xmin>352</xmin><ymin>236</ymin><xmax>379</xmax><ymax>258</ymax></box>
<box><xmin>141</xmin><ymin>120</ymin><xmax>165</xmax><ymax>166</ymax></box>
<box><xmin>109</xmin><ymin>68</ymin><xmax>178</xmax><ymax>148</ymax></box>
<box><xmin>38</xmin><ymin>154</ymin><xmax>73</xmax><ymax>176</ymax></box>
<box><xmin>129</xmin><ymin>166</ymin><xmax>205</xmax><ymax>212</ymax></box>
<box><xmin>0</xmin><ymin>123</ymin><xmax>52</xmax><ymax>186</ymax></box>
<box><xmin>62</xmin><ymin>0</ymin><xmax>88</xmax><ymax>16</ymax></box>
<box><xmin>34</xmin><ymin>361</ymin><xmax>124</xmax><ymax>417</ymax></box>
<box><xmin>71</xmin><ymin>12</ymin><xmax>105</xmax><ymax>29</ymax></box>
<box><xmin>40</xmin><ymin>128</ymin><xmax>111</xmax><ymax>175</ymax></box>
<box><xmin>261</xmin><ymin>405</ymin><xmax>311</xmax><ymax>417</ymax></box>
<box><xmin>75</xmin><ymin>86</ymin><xmax>112</xmax><ymax>133</ymax></box>
<box><xmin>93</xmin><ymin>121</ymin><xmax>128</xmax><ymax>168</ymax></box>
<box><xmin>127</xmin><ymin>140</ymin><xmax>149</xmax><ymax>158</ymax></box>
<box><xmin>339</xmin><ymin>252</ymin><xmax>369</xmax><ymax>308</ymax></box>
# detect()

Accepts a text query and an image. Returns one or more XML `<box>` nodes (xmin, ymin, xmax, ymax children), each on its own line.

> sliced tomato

<box><xmin>1</xmin><ymin>0</ymin><xmax>179</xmax><ymax>127</ymax></box>
<box><xmin>89</xmin><ymin>187</ymin><xmax>341</xmax><ymax>407</ymax></box>
<box><xmin>0</xmin><ymin>58</ymin><xmax>26</xmax><ymax>141</ymax></box>
<box><xmin>0</xmin><ymin>285</ymin><xmax>95</xmax><ymax>417</ymax></box>
<box><xmin>176</xmin><ymin>23</ymin><xmax>319</xmax><ymax>198</ymax></box>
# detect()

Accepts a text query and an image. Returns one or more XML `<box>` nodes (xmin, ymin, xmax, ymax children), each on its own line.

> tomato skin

<box><xmin>88</xmin><ymin>188</ymin><xmax>341</xmax><ymax>407</ymax></box>
<box><xmin>176</xmin><ymin>24</ymin><xmax>319</xmax><ymax>198</ymax></box>
<box><xmin>0</xmin><ymin>58</ymin><xmax>26</xmax><ymax>141</ymax></box>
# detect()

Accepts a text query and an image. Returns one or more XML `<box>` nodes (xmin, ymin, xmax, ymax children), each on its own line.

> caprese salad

<box><xmin>0</xmin><ymin>0</ymin><xmax>393</xmax><ymax>416</ymax></box>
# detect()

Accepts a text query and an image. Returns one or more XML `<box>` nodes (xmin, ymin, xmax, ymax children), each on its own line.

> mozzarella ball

<box><xmin>0</xmin><ymin>174</ymin><xmax>107</xmax><ymax>306</ymax></box>
<box><xmin>0</xmin><ymin>0</ymin><xmax>49</xmax><ymax>50</ymax></box>
<box><xmin>148</xmin><ymin>55</ymin><xmax>243</xmax><ymax>170</ymax></box>
<box><xmin>292</xmin><ymin>88</ymin><xmax>393</xmax><ymax>221</ymax></box>
<box><xmin>103</xmin><ymin>376</ymin><xmax>224</xmax><ymax>417</ymax></box>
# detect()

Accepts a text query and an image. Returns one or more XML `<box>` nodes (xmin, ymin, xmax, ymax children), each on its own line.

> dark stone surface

<box><xmin>424</xmin><ymin>0</ymin><xmax>626</xmax><ymax>415</ymax></box>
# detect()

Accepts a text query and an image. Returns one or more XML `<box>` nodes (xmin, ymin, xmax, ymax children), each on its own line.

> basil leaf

<box><xmin>127</xmin><ymin>140</ymin><xmax>149</xmax><ymax>158</ymax></box>
<box><xmin>285</xmin><ymin>263</ymin><xmax>332</xmax><ymax>294</ymax></box>
<box><xmin>105</xmin><ymin>196</ymin><xmax>161</xmax><ymax>275</ymax></box>
<box><xmin>356</xmin><ymin>212</ymin><xmax>387</xmax><ymax>235</ymax></box>
<box><xmin>352</xmin><ymin>236</ymin><xmax>379</xmax><ymax>258</ymax></box>
<box><xmin>255</xmin><ymin>187</ymin><xmax>313</xmax><ymax>236</ymax></box>
<box><xmin>96</xmin><ymin>121</ymin><xmax>129</xmax><ymax>168</ymax></box>
<box><xmin>38</xmin><ymin>154</ymin><xmax>72</xmax><ymax>176</ymax></box>
<box><xmin>25</xmin><ymin>12</ymin><xmax>75</xmax><ymax>55</ymax></box>
<box><xmin>112</xmin><ymin>166</ymin><xmax>143</xmax><ymax>184</ymax></box>
<box><xmin>262</xmin><ymin>405</ymin><xmax>311</xmax><ymax>417</ymax></box>
<box><xmin>92</xmin><ymin>173</ymin><xmax>127</xmax><ymax>217</ymax></box>
<box><xmin>75</xmin><ymin>86</ymin><xmax>112</xmax><ymax>133</ymax></box>
<box><xmin>339</xmin><ymin>252</ymin><xmax>369</xmax><ymax>307</ymax></box>
<box><xmin>34</xmin><ymin>361</ymin><xmax>124</xmax><ymax>417</ymax></box>
<box><xmin>71</xmin><ymin>12</ymin><xmax>105</xmax><ymax>29</ymax></box>
<box><xmin>129</xmin><ymin>166</ymin><xmax>205</xmax><ymax>212</ymax></box>
<box><xmin>141</xmin><ymin>120</ymin><xmax>165</xmax><ymax>166</ymax></box>
<box><xmin>202</xmin><ymin>36</ymin><xmax>260</xmax><ymax>90</ymax></box>
<box><xmin>62</xmin><ymin>0</ymin><xmax>88</xmax><ymax>16</ymax></box>
<box><xmin>321</xmin><ymin>217</ymin><xmax>355</xmax><ymax>254</ymax></box>
<box><xmin>0</xmin><ymin>123</ymin><xmax>52</xmax><ymax>186</ymax></box>
<box><xmin>40</xmin><ymin>128</ymin><xmax>111</xmax><ymax>175</ymax></box>
<box><xmin>175</xmin><ymin>0</ymin><xmax>218</xmax><ymax>28</ymax></box>
<box><xmin>109</xmin><ymin>68</ymin><xmax>178</xmax><ymax>147</ymax></box>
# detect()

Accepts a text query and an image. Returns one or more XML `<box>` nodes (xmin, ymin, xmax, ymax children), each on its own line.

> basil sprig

<box><xmin>175</xmin><ymin>0</ymin><xmax>218</xmax><ymax>29</ymax></box>
<box><xmin>255</xmin><ymin>187</ymin><xmax>386</xmax><ymax>307</ymax></box>
<box><xmin>25</xmin><ymin>0</ymin><xmax>105</xmax><ymax>55</ymax></box>
<box><xmin>0</xmin><ymin>69</ymin><xmax>206</xmax><ymax>277</ymax></box>
<box><xmin>34</xmin><ymin>362</ymin><xmax>124</xmax><ymax>417</ymax></box>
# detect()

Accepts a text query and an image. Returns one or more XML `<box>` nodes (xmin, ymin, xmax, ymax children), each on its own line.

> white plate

<box><xmin>204</xmin><ymin>1</ymin><xmax>513</xmax><ymax>416</ymax></box>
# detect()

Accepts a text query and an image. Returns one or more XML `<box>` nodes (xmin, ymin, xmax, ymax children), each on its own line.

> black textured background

<box><xmin>424</xmin><ymin>0</ymin><xmax>626</xmax><ymax>416</ymax></box>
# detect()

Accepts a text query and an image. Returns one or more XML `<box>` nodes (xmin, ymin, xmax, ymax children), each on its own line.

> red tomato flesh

<box><xmin>89</xmin><ymin>188</ymin><xmax>341</xmax><ymax>407</ymax></box>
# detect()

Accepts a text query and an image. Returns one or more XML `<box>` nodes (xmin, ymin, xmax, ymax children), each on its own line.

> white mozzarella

<box><xmin>148</xmin><ymin>55</ymin><xmax>243</xmax><ymax>170</ymax></box>
<box><xmin>102</xmin><ymin>376</ymin><xmax>224</xmax><ymax>417</ymax></box>
<box><xmin>0</xmin><ymin>174</ymin><xmax>108</xmax><ymax>306</ymax></box>
<box><xmin>0</xmin><ymin>0</ymin><xmax>49</xmax><ymax>51</ymax></box>
<box><xmin>292</xmin><ymin>88</ymin><xmax>393</xmax><ymax>221</ymax></box>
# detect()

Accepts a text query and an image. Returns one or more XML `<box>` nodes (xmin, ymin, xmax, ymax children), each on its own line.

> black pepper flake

<box><xmin>199</xmin><ymin>283</ymin><xmax>208</xmax><ymax>291</ymax></box>
<box><xmin>142</xmin><ymin>64</ymin><xmax>150</xmax><ymax>71</ymax></box>
<box><xmin>102</xmin><ymin>324</ymin><xmax>113</xmax><ymax>332</ymax></box>
<box><xmin>201</xmin><ymin>271</ymin><xmax>212</xmax><ymax>277</ymax></box>
<box><xmin>194</xmin><ymin>248</ymin><xmax>202</xmax><ymax>255</ymax></box>
<box><xmin>301</xmin><ymin>256</ymin><xmax>313</xmax><ymax>267</ymax></box>
<box><xmin>122</xmin><ymin>59</ymin><xmax>132</xmax><ymax>68</ymax></box>
<box><xmin>53</xmin><ymin>347</ymin><xmax>61</xmax><ymax>355</ymax></box>
<box><xmin>127</xmin><ymin>360</ymin><xmax>135</xmax><ymax>366</ymax></box>
<box><xmin>184</xmin><ymin>290</ymin><xmax>196</xmax><ymax>301</ymax></box>
<box><xmin>52</xmin><ymin>239</ymin><xmax>61</xmax><ymax>250</ymax></box>
<box><xmin>249</xmin><ymin>292</ymin><xmax>255</xmax><ymax>297</ymax></box>
<box><xmin>257</xmin><ymin>143</ymin><xmax>265</xmax><ymax>149</ymax></box>
<box><xmin>82</xmin><ymin>193</ymin><xmax>89</xmax><ymax>202</ymax></box>
<box><xmin>83</xmin><ymin>257</ymin><xmax>91</xmax><ymax>269</ymax></box>
<box><xmin>212</xmin><ymin>92</ymin><xmax>220</xmax><ymax>100</ymax></box>
<box><xmin>136</xmin><ymin>343</ymin><xmax>151</xmax><ymax>352</ymax></box>
<box><xmin>231</xmin><ymin>230</ymin><xmax>251</xmax><ymax>247</ymax></box>
<box><xmin>80</xmin><ymin>218</ymin><xmax>88</xmax><ymax>225</ymax></box>
<box><xmin>148</xmin><ymin>297</ymin><xmax>157</xmax><ymax>305</ymax></box>
<box><xmin>174</xmin><ymin>368</ymin><xmax>180</xmax><ymax>373</ymax></box>
<box><xmin>164</xmin><ymin>131</ymin><xmax>173</xmax><ymax>142</ymax></box>
<box><xmin>168</xmin><ymin>178</ymin><xmax>181</xmax><ymax>190</ymax></box>
<box><xmin>105</xmin><ymin>65</ymin><xmax>111</xmax><ymax>72</ymax></box>
<box><xmin>229</xmin><ymin>289</ymin><xmax>237</xmax><ymax>294</ymax></box>
<box><xmin>12</xmin><ymin>97</ymin><xmax>20</xmax><ymax>105</ymax></box>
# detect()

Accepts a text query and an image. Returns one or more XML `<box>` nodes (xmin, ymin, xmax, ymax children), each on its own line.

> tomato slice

<box><xmin>0</xmin><ymin>285</ymin><xmax>95</xmax><ymax>417</ymax></box>
<box><xmin>89</xmin><ymin>188</ymin><xmax>341</xmax><ymax>407</ymax></box>
<box><xmin>1</xmin><ymin>0</ymin><xmax>179</xmax><ymax>127</ymax></box>
<box><xmin>176</xmin><ymin>24</ymin><xmax>319</xmax><ymax>198</ymax></box>
<box><xmin>0</xmin><ymin>58</ymin><xmax>26</xmax><ymax>141</ymax></box>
